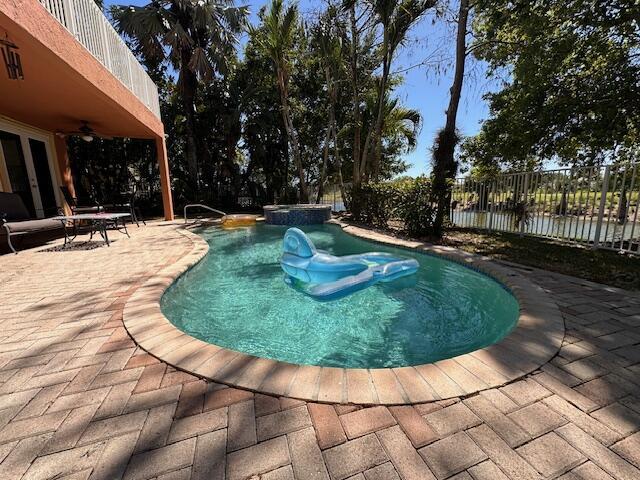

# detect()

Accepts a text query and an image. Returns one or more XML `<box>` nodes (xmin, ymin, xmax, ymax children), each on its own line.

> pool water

<box><xmin>161</xmin><ymin>224</ymin><xmax>519</xmax><ymax>368</ymax></box>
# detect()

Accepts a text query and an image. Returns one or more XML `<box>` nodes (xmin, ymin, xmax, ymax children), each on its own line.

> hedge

<box><xmin>346</xmin><ymin>176</ymin><xmax>437</xmax><ymax>236</ymax></box>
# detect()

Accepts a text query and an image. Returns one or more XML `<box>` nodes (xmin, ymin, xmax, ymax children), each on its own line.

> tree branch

<box><xmin>466</xmin><ymin>39</ymin><xmax>524</xmax><ymax>56</ymax></box>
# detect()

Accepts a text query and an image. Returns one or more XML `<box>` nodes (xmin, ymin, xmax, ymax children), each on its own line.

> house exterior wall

<box><xmin>0</xmin><ymin>0</ymin><xmax>174</xmax><ymax>220</ymax></box>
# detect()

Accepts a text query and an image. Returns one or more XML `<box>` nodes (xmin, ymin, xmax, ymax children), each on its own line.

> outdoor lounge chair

<box><xmin>0</xmin><ymin>192</ymin><xmax>64</xmax><ymax>253</ymax></box>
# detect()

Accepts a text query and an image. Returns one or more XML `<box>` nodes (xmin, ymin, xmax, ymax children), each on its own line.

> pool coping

<box><xmin>122</xmin><ymin>220</ymin><xmax>565</xmax><ymax>405</ymax></box>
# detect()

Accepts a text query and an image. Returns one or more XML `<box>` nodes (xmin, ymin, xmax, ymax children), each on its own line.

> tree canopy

<box><xmin>100</xmin><ymin>0</ymin><xmax>429</xmax><ymax>209</ymax></box>
<box><xmin>462</xmin><ymin>0</ymin><xmax>640</xmax><ymax>170</ymax></box>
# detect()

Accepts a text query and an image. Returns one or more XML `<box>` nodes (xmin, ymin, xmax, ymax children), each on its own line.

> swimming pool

<box><xmin>161</xmin><ymin>224</ymin><xmax>520</xmax><ymax>368</ymax></box>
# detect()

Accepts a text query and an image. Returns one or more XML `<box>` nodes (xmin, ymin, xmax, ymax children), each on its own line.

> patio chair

<box><xmin>0</xmin><ymin>192</ymin><xmax>64</xmax><ymax>253</ymax></box>
<box><xmin>102</xmin><ymin>187</ymin><xmax>145</xmax><ymax>227</ymax></box>
<box><xmin>59</xmin><ymin>186</ymin><xmax>103</xmax><ymax>214</ymax></box>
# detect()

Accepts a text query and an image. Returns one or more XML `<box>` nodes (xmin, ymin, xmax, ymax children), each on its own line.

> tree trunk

<box><xmin>277</xmin><ymin>68</ymin><xmax>309</xmax><ymax>202</ymax></box>
<box><xmin>360</xmin><ymin>55</ymin><xmax>392</xmax><ymax>185</ymax></box>
<box><xmin>360</xmin><ymin>129</ymin><xmax>373</xmax><ymax>183</ymax></box>
<box><xmin>317</xmin><ymin>122</ymin><xmax>331</xmax><ymax>203</ymax></box>
<box><xmin>445</xmin><ymin>0</ymin><xmax>468</xmax><ymax>136</ymax></box>
<box><xmin>281</xmin><ymin>124</ymin><xmax>289</xmax><ymax>202</ymax></box>
<box><xmin>370</xmin><ymin>36</ymin><xmax>392</xmax><ymax>181</ymax></box>
<box><xmin>332</xmin><ymin>121</ymin><xmax>346</xmax><ymax>209</ymax></box>
<box><xmin>432</xmin><ymin>0</ymin><xmax>469</xmax><ymax>236</ymax></box>
<box><xmin>179</xmin><ymin>51</ymin><xmax>199</xmax><ymax>192</ymax></box>
<box><xmin>317</xmin><ymin>66</ymin><xmax>338</xmax><ymax>204</ymax></box>
<box><xmin>349</xmin><ymin>4</ymin><xmax>363</xmax><ymax>188</ymax></box>
<box><xmin>225</xmin><ymin>111</ymin><xmax>242</xmax><ymax>204</ymax></box>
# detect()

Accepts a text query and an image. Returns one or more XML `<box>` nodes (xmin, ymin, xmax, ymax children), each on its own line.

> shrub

<box><xmin>347</xmin><ymin>183</ymin><xmax>399</xmax><ymax>228</ymax></box>
<box><xmin>395</xmin><ymin>176</ymin><xmax>437</xmax><ymax>236</ymax></box>
<box><xmin>347</xmin><ymin>176</ymin><xmax>437</xmax><ymax>236</ymax></box>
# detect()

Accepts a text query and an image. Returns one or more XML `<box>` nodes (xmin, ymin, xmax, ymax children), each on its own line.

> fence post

<box><xmin>593</xmin><ymin>166</ymin><xmax>610</xmax><ymax>249</ymax></box>
<box><xmin>487</xmin><ymin>180</ymin><xmax>494</xmax><ymax>232</ymax></box>
<box><xmin>520</xmin><ymin>173</ymin><xmax>530</xmax><ymax>236</ymax></box>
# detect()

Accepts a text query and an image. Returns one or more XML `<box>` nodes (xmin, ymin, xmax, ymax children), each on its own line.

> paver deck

<box><xmin>1</xmin><ymin>221</ymin><xmax>639</xmax><ymax>479</ymax></box>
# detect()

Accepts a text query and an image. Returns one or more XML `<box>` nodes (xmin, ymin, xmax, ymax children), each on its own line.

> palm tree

<box><xmin>314</xmin><ymin>4</ymin><xmax>345</xmax><ymax>203</ymax></box>
<box><xmin>254</xmin><ymin>0</ymin><xmax>310</xmax><ymax>202</ymax></box>
<box><xmin>365</xmin><ymin>0</ymin><xmax>435</xmax><ymax>181</ymax></box>
<box><xmin>362</xmin><ymin>93</ymin><xmax>421</xmax><ymax>175</ymax></box>
<box><xmin>110</xmin><ymin>0</ymin><xmax>248</xmax><ymax>191</ymax></box>
<box><xmin>382</xmin><ymin>99</ymin><xmax>422</xmax><ymax>154</ymax></box>
<box><xmin>345</xmin><ymin>1</ymin><xmax>366</xmax><ymax>188</ymax></box>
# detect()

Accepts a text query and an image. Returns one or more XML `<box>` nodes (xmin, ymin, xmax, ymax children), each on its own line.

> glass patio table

<box><xmin>52</xmin><ymin>212</ymin><xmax>131</xmax><ymax>247</ymax></box>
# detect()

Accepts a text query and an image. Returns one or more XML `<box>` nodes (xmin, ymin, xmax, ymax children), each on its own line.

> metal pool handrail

<box><xmin>184</xmin><ymin>204</ymin><xmax>226</xmax><ymax>223</ymax></box>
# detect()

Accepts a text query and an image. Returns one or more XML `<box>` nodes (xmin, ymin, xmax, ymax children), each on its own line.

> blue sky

<box><xmin>106</xmin><ymin>0</ymin><xmax>494</xmax><ymax>176</ymax></box>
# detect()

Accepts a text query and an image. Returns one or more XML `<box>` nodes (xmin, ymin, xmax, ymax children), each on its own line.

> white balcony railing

<box><xmin>39</xmin><ymin>0</ymin><xmax>161</xmax><ymax>119</ymax></box>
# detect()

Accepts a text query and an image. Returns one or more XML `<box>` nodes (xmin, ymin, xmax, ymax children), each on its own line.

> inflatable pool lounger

<box><xmin>222</xmin><ymin>214</ymin><xmax>259</xmax><ymax>228</ymax></box>
<box><xmin>280</xmin><ymin>227</ymin><xmax>419</xmax><ymax>301</ymax></box>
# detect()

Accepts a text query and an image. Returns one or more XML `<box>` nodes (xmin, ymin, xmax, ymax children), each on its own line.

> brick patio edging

<box><xmin>122</xmin><ymin>222</ymin><xmax>565</xmax><ymax>405</ymax></box>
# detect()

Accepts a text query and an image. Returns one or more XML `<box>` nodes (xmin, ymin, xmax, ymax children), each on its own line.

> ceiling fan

<box><xmin>57</xmin><ymin>121</ymin><xmax>113</xmax><ymax>142</ymax></box>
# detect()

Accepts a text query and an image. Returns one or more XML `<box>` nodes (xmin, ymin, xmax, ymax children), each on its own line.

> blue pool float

<box><xmin>280</xmin><ymin>228</ymin><xmax>419</xmax><ymax>301</ymax></box>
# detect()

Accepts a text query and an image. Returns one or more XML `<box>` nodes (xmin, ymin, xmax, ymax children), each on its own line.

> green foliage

<box><xmin>251</xmin><ymin>0</ymin><xmax>299</xmax><ymax>72</ymax></box>
<box><xmin>110</xmin><ymin>0</ymin><xmax>248</xmax><ymax>79</ymax></box>
<box><xmin>110</xmin><ymin>0</ymin><xmax>249</xmax><ymax>192</ymax></box>
<box><xmin>67</xmin><ymin>136</ymin><xmax>163</xmax><ymax>215</ymax></box>
<box><xmin>347</xmin><ymin>176</ymin><xmax>436</xmax><ymax>236</ymax></box>
<box><xmin>237</xmin><ymin>0</ymin><xmax>423</xmax><ymax>202</ymax></box>
<box><xmin>431</xmin><ymin>126</ymin><xmax>460</xmax><ymax>236</ymax></box>
<box><xmin>373</xmin><ymin>0</ymin><xmax>436</xmax><ymax>54</ymax></box>
<box><xmin>69</xmin><ymin>1</ymin><xmax>430</xmax><ymax>215</ymax></box>
<box><xmin>348</xmin><ymin>0</ymin><xmax>435</xmax><ymax>183</ymax></box>
<box><xmin>463</xmin><ymin>0</ymin><xmax>640</xmax><ymax>168</ymax></box>
<box><xmin>347</xmin><ymin>182</ymin><xmax>399</xmax><ymax>227</ymax></box>
<box><xmin>395</xmin><ymin>176</ymin><xmax>436</xmax><ymax>236</ymax></box>
<box><xmin>237</xmin><ymin>26</ymin><xmax>289</xmax><ymax>204</ymax></box>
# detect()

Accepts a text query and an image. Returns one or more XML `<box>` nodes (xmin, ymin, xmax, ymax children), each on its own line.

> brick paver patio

<box><xmin>1</xmin><ymin>222</ymin><xmax>640</xmax><ymax>479</ymax></box>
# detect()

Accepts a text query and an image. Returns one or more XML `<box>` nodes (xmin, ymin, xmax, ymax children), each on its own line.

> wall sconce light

<box><xmin>1</xmin><ymin>38</ymin><xmax>23</xmax><ymax>80</ymax></box>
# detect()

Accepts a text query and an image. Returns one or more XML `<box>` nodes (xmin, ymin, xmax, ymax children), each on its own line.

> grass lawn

<box><xmin>439</xmin><ymin>228</ymin><xmax>640</xmax><ymax>291</ymax></box>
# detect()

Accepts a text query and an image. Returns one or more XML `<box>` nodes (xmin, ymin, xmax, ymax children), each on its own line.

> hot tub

<box><xmin>264</xmin><ymin>204</ymin><xmax>331</xmax><ymax>225</ymax></box>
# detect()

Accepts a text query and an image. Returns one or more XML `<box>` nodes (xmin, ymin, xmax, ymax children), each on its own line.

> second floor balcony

<box><xmin>39</xmin><ymin>0</ymin><xmax>161</xmax><ymax>118</ymax></box>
